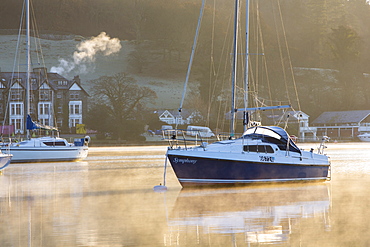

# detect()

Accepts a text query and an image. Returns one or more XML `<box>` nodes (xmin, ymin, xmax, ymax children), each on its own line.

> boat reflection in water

<box><xmin>165</xmin><ymin>183</ymin><xmax>331</xmax><ymax>245</ymax></box>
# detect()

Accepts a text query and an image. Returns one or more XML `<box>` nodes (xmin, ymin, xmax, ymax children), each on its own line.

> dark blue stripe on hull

<box><xmin>11</xmin><ymin>158</ymin><xmax>83</xmax><ymax>163</ymax></box>
<box><xmin>168</xmin><ymin>154</ymin><xmax>329</xmax><ymax>187</ymax></box>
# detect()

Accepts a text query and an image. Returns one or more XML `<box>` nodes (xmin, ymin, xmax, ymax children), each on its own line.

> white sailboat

<box><xmin>163</xmin><ymin>0</ymin><xmax>330</xmax><ymax>187</ymax></box>
<box><xmin>1</xmin><ymin>0</ymin><xmax>89</xmax><ymax>163</ymax></box>
<box><xmin>0</xmin><ymin>152</ymin><xmax>12</xmax><ymax>171</ymax></box>
<box><xmin>357</xmin><ymin>132</ymin><xmax>370</xmax><ymax>142</ymax></box>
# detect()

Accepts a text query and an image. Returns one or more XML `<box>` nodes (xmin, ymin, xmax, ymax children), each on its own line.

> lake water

<box><xmin>1</xmin><ymin>143</ymin><xmax>370</xmax><ymax>246</ymax></box>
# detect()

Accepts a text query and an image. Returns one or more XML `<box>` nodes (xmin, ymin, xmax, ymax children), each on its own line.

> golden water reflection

<box><xmin>0</xmin><ymin>144</ymin><xmax>370</xmax><ymax>246</ymax></box>
<box><xmin>166</xmin><ymin>184</ymin><xmax>331</xmax><ymax>246</ymax></box>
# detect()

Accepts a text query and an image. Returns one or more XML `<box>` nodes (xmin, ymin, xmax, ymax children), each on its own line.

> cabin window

<box><xmin>43</xmin><ymin>141</ymin><xmax>66</xmax><ymax>146</ymax></box>
<box><xmin>243</xmin><ymin>145</ymin><xmax>274</xmax><ymax>153</ymax></box>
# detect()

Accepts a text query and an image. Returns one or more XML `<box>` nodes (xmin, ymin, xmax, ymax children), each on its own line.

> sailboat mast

<box><xmin>230</xmin><ymin>0</ymin><xmax>240</xmax><ymax>138</ymax></box>
<box><xmin>26</xmin><ymin>0</ymin><xmax>31</xmax><ymax>138</ymax></box>
<box><xmin>243</xmin><ymin>0</ymin><xmax>250</xmax><ymax>132</ymax></box>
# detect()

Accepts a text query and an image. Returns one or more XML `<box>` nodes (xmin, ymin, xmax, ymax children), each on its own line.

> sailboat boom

<box><xmin>236</xmin><ymin>104</ymin><xmax>291</xmax><ymax>112</ymax></box>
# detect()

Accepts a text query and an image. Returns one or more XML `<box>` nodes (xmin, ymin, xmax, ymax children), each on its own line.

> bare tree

<box><xmin>89</xmin><ymin>72</ymin><xmax>157</xmax><ymax>139</ymax></box>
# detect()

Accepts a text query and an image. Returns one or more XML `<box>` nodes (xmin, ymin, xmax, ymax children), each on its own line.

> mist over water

<box><xmin>0</xmin><ymin>143</ymin><xmax>369</xmax><ymax>246</ymax></box>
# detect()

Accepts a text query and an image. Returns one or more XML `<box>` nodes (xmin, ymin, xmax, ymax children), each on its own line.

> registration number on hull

<box><xmin>259</xmin><ymin>156</ymin><xmax>274</xmax><ymax>162</ymax></box>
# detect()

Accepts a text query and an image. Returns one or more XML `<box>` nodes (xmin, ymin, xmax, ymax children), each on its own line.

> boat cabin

<box><xmin>242</xmin><ymin>126</ymin><xmax>301</xmax><ymax>154</ymax></box>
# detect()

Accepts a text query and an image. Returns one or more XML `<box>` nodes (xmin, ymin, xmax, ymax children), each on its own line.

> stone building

<box><xmin>0</xmin><ymin>67</ymin><xmax>89</xmax><ymax>134</ymax></box>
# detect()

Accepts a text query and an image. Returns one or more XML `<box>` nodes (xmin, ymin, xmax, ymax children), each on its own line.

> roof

<box><xmin>312</xmin><ymin>110</ymin><xmax>370</xmax><ymax>125</ymax></box>
<box><xmin>262</xmin><ymin>110</ymin><xmax>309</xmax><ymax>122</ymax></box>
<box><xmin>156</xmin><ymin>109</ymin><xmax>194</xmax><ymax>119</ymax></box>
<box><xmin>225</xmin><ymin>110</ymin><xmax>308</xmax><ymax>122</ymax></box>
<box><xmin>0</xmin><ymin>69</ymin><xmax>89</xmax><ymax>95</ymax></box>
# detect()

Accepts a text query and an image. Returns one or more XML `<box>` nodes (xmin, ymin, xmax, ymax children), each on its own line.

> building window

<box><xmin>10</xmin><ymin>118</ymin><xmax>23</xmax><ymax>134</ymax></box>
<box><xmin>69</xmin><ymin>102</ymin><xmax>81</xmax><ymax>115</ymax></box>
<box><xmin>70</xmin><ymin>92</ymin><xmax>80</xmax><ymax>100</ymax></box>
<box><xmin>69</xmin><ymin>118</ymin><xmax>81</xmax><ymax>127</ymax></box>
<box><xmin>10</xmin><ymin>91</ymin><xmax>22</xmax><ymax>101</ymax></box>
<box><xmin>39</xmin><ymin>103</ymin><xmax>50</xmax><ymax>115</ymax></box>
<box><xmin>58</xmin><ymin>80</ymin><xmax>68</xmax><ymax>86</ymax></box>
<box><xmin>57</xmin><ymin>118</ymin><xmax>63</xmax><ymax>127</ymax></box>
<box><xmin>38</xmin><ymin>102</ymin><xmax>52</xmax><ymax>127</ymax></box>
<box><xmin>40</xmin><ymin>118</ymin><xmax>49</xmax><ymax>126</ymax></box>
<box><xmin>30</xmin><ymin>106</ymin><xmax>35</xmax><ymax>115</ymax></box>
<box><xmin>10</xmin><ymin>103</ymin><xmax>23</xmax><ymax>116</ymax></box>
<box><xmin>69</xmin><ymin>101</ymin><xmax>82</xmax><ymax>128</ymax></box>
<box><xmin>40</xmin><ymin>90</ymin><xmax>51</xmax><ymax>101</ymax></box>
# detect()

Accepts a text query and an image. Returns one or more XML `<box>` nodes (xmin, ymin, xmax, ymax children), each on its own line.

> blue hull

<box><xmin>167</xmin><ymin>154</ymin><xmax>330</xmax><ymax>187</ymax></box>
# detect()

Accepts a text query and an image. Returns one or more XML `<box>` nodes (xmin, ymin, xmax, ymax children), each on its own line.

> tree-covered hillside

<box><xmin>1</xmin><ymin>0</ymin><xmax>370</xmax><ymax>124</ymax></box>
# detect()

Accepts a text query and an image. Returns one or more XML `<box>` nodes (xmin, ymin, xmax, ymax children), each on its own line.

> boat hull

<box><xmin>167</xmin><ymin>154</ymin><xmax>329</xmax><ymax>187</ymax></box>
<box><xmin>1</xmin><ymin>146</ymin><xmax>88</xmax><ymax>163</ymax></box>
<box><xmin>358</xmin><ymin>134</ymin><xmax>370</xmax><ymax>142</ymax></box>
<box><xmin>0</xmin><ymin>155</ymin><xmax>12</xmax><ymax>170</ymax></box>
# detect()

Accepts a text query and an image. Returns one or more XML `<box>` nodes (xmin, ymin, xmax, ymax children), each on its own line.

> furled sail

<box><xmin>26</xmin><ymin>115</ymin><xmax>58</xmax><ymax>131</ymax></box>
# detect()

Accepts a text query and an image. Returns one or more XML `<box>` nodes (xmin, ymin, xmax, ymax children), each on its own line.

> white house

<box><xmin>157</xmin><ymin>109</ymin><xmax>201</xmax><ymax>125</ymax></box>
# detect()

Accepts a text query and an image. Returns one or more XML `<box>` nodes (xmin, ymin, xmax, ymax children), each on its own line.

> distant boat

<box><xmin>0</xmin><ymin>0</ymin><xmax>89</xmax><ymax>163</ymax></box>
<box><xmin>164</xmin><ymin>0</ymin><xmax>330</xmax><ymax>187</ymax></box>
<box><xmin>358</xmin><ymin>132</ymin><xmax>370</xmax><ymax>142</ymax></box>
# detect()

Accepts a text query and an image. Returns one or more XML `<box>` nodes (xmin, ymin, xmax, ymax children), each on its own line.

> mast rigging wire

<box><xmin>178</xmin><ymin>0</ymin><xmax>206</xmax><ymax>125</ymax></box>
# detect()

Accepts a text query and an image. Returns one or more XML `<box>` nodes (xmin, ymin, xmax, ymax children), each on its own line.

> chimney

<box><xmin>73</xmin><ymin>75</ymin><xmax>80</xmax><ymax>83</ymax></box>
<box><xmin>33</xmin><ymin>67</ymin><xmax>47</xmax><ymax>78</ymax></box>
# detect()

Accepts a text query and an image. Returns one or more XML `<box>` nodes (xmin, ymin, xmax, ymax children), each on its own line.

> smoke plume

<box><xmin>50</xmin><ymin>32</ymin><xmax>121</xmax><ymax>76</ymax></box>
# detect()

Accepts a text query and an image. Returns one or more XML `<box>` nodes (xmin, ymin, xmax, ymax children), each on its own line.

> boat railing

<box><xmin>1</xmin><ymin>137</ymin><xmax>21</xmax><ymax>145</ymax></box>
<box><xmin>216</xmin><ymin>132</ymin><xmax>244</xmax><ymax>141</ymax></box>
<box><xmin>318</xmin><ymin>136</ymin><xmax>330</xmax><ymax>154</ymax></box>
<box><xmin>162</xmin><ymin>129</ymin><xmax>209</xmax><ymax>150</ymax></box>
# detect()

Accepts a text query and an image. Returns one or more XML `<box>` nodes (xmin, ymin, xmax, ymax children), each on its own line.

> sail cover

<box><xmin>26</xmin><ymin>115</ymin><xmax>58</xmax><ymax>131</ymax></box>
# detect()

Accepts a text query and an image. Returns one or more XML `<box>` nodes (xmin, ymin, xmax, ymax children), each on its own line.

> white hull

<box><xmin>1</xmin><ymin>137</ymin><xmax>89</xmax><ymax>163</ymax></box>
<box><xmin>358</xmin><ymin>133</ymin><xmax>370</xmax><ymax>142</ymax></box>
<box><xmin>2</xmin><ymin>147</ymin><xmax>88</xmax><ymax>163</ymax></box>
<box><xmin>0</xmin><ymin>153</ymin><xmax>12</xmax><ymax>169</ymax></box>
